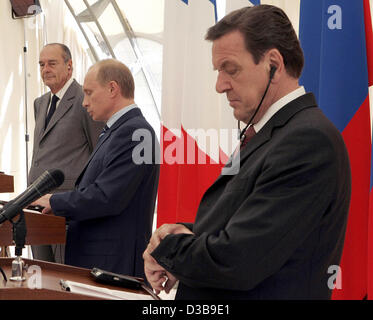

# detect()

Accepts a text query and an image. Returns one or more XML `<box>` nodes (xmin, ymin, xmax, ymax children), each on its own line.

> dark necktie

<box><xmin>240</xmin><ymin>125</ymin><xmax>256</xmax><ymax>149</ymax></box>
<box><xmin>99</xmin><ymin>125</ymin><xmax>110</xmax><ymax>140</ymax></box>
<box><xmin>45</xmin><ymin>95</ymin><xmax>59</xmax><ymax>129</ymax></box>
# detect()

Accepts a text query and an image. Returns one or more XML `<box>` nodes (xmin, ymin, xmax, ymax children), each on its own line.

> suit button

<box><xmin>34</xmin><ymin>161</ymin><xmax>39</xmax><ymax>167</ymax></box>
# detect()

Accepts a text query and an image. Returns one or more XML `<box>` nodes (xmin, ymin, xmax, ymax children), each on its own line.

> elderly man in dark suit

<box><xmin>33</xmin><ymin>59</ymin><xmax>160</xmax><ymax>279</ymax></box>
<box><xmin>29</xmin><ymin>43</ymin><xmax>104</xmax><ymax>263</ymax></box>
<box><xmin>143</xmin><ymin>5</ymin><xmax>351</xmax><ymax>300</ymax></box>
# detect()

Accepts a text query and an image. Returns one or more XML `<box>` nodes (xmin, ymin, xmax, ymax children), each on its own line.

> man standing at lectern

<box><xmin>143</xmin><ymin>5</ymin><xmax>351</xmax><ymax>299</ymax></box>
<box><xmin>29</xmin><ymin>43</ymin><xmax>104</xmax><ymax>264</ymax></box>
<box><xmin>33</xmin><ymin>59</ymin><xmax>160</xmax><ymax>279</ymax></box>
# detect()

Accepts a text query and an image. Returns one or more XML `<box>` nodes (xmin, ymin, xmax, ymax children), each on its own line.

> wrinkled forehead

<box><xmin>212</xmin><ymin>31</ymin><xmax>249</xmax><ymax>70</ymax></box>
<box><xmin>39</xmin><ymin>45</ymin><xmax>65</xmax><ymax>63</ymax></box>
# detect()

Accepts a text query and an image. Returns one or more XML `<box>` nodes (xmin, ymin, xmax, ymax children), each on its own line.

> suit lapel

<box><xmin>214</xmin><ymin>93</ymin><xmax>318</xmax><ymax>186</ymax></box>
<box><xmin>42</xmin><ymin>80</ymin><xmax>79</xmax><ymax>139</ymax></box>
<box><xmin>75</xmin><ymin>108</ymin><xmax>143</xmax><ymax>186</ymax></box>
<box><xmin>35</xmin><ymin>94</ymin><xmax>50</xmax><ymax>142</ymax></box>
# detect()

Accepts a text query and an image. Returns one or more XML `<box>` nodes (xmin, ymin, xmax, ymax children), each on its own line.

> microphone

<box><xmin>0</xmin><ymin>169</ymin><xmax>64</xmax><ymax>224</ymax></box>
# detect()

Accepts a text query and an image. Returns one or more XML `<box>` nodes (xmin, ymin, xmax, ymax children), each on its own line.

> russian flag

<box><xmin>366</xmin><ymin>0</ymin><xmax>373</xmax><ymax>301</ymax></box>
<box><xmin>299</xmin><ymin>0</ymin><xmax>372</xmax><ymax>299</ymax></box>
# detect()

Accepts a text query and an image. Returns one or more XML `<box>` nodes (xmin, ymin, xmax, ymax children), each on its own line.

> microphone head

<box><xmin>47</xmin><ymin>169</ymin><xmax>65</xmax><ymax>188</ymax></box>
<box><xmin>0</xmin><ymin>169</ymin><xmax>65</xmax><ymax>224</ymax></box>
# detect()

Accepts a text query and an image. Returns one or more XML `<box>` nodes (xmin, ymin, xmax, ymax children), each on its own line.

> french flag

<box><xmin>156</xmin><ymin>0</ymin><xmax>249</xmax><ymax>227</ymax></box>
<box><xmin>157</xmin><ymin>0</ymin><xmax>261</xmax><ymax>226</ymax></box>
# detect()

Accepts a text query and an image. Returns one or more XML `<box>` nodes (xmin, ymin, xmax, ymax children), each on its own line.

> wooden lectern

<box><xmin>0</xmin><ymin>210</ymin><xmax>66</xmax><ymax>246</ymax></box>
<box><xmin>0</xmin><ymin>173</ymin><xmax>153</xmax><ymax>300</ymax></box>
<box><xmin>0</xmin><ymin>172</ymin><xmax>14</xmax><ymax>193</ymax></box>
<box><xmin>0</xmin><ymin>172</ymin><xmax>15</xmax><ymax>257</ymax></box>
<box><xmin>0</xmin><ymin>172</ymin><xmax>66</xmax><ymax>247</ymax></box>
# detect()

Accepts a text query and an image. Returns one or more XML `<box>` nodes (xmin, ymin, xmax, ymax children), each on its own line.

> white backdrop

<box><xmin>0</xmin><ymin>0</ymin><xmax>91</xmax><ymax>199</ymax></box>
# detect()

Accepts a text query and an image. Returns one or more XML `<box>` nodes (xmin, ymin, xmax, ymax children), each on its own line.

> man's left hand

<box><xmin>31</xmin><ymin>194</ymin><xmax>53</xmax><ymax>214</ymax></box>
<box><xmin>143</xmin><ymin>249</ymin><xmax>177</xmax><ymax>294</ymax></box>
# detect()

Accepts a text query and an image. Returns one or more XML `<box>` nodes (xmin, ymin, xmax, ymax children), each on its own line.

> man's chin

<box><xmin>43</xmin><ymin>80</ymin><xmax>55</xmax><ymax>89</ymax></box>
<box><xmin>233</xmin><ymin>111</ymin><xmax>249</xmax><ymax>124</ymax></box>
<box><xmin>91</xmin><ymin>115</ymin><xmax>102</xmax><ymax>122</ymax></box>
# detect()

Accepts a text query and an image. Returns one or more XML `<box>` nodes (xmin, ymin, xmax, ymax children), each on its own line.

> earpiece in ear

<box><xmin>269</xmin><ymin>65</ymin><xmax>277</xmax><ymax>79</ymax></box>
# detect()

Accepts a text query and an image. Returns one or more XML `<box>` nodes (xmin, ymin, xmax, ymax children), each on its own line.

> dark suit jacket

<box><xmin>152</xmin><ymin>93</ymin><xmax>351</xmax><ymax>299</ymax></box>
<box><xmin>29</xmin><ymin>79</ymin><xmax>104</xmax><ymax>191</ymax></box>
<box><xmin>50</xmin><ymin>107</ymin><xmax>160</xmax><ymax>278</ymax></box>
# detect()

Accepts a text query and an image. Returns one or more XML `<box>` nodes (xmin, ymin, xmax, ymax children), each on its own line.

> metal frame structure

<box><xmin>63</xmin><ymin>0</ymin><xmax>161</xmax><ymax>120</ymax></box>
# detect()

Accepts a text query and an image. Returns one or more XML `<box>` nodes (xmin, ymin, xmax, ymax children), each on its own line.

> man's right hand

<box><xmin>146</xmin><ymin>224</ymin><xmax>194</xmax><ymax>254</ymax></box>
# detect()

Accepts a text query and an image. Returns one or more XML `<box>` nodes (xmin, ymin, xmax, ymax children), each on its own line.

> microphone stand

<box><xmin>0</xmin><ymin>200</ymin><xmax>43</xmax><ymax>281</ymax></box>
<box><xmin>0</xmin><ymin>267</ymin><xmax>7</xmax><ymax>282</ymax></box>
<box><xmin>9</xmin><ymin>212</ymin><xmax>27</xmax><ymax>281</ymax></box>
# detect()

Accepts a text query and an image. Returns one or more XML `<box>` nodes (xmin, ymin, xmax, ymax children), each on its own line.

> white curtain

<box><xmin>0</xmin><ymin>1</ymin><xmax>41</xmax><ymax>198</ymax></box>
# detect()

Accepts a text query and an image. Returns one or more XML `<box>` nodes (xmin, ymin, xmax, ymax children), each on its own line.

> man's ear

<box><xmin>266</xmin><ymin>48</ymin><xmax>283</xmax><ymax>82</ymax></box>
<box><xmin>67</xmin><ymin>60</ymin><xmax>73</xmax><ymax>71</ymax></box>
<box><xmin>109</xmin><ymin>81</ymin><xmax>120</xmax><ymax>95</ymax></box>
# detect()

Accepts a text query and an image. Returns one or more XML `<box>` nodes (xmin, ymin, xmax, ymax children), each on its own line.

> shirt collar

<box><xmin>106</xmin><ymin>103</ymin><xmax>138</xmax><ymax>128</ymax></box>
<box><xmin>51</xmin><ymin>77</ymin><xmax>74</xmax><ymax>102</ymax></box>
<box><xmin>253</xmin><ymin>86</ymin><xmax>306</xmax><ymax>133</ymax></box>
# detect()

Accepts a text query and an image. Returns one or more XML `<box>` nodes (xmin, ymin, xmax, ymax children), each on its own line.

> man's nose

<box><xmin>215</xmin><ymin>72</ymin><xmax>231</xmax><ymax>93</ymax></box>
<box><xmin>82</xmin><ymin>96</ymin><xmax>88</xmax><ymax>108</ymax></box>
<box><xmin>41</xmin><ymin>64</ymin><xmax>51</xmax><ymax>74</ymax></box>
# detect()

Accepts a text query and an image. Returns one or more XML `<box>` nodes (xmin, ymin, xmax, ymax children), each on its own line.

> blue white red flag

<box><xmin>157</xmin><ymin>0</ymin><xmax>254</xmax><ymax>226</ymax></box>
<box><xmin>299</xmin><ymin>0</ymin><xmax>372</xmax><ymax>300</ymax></box>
